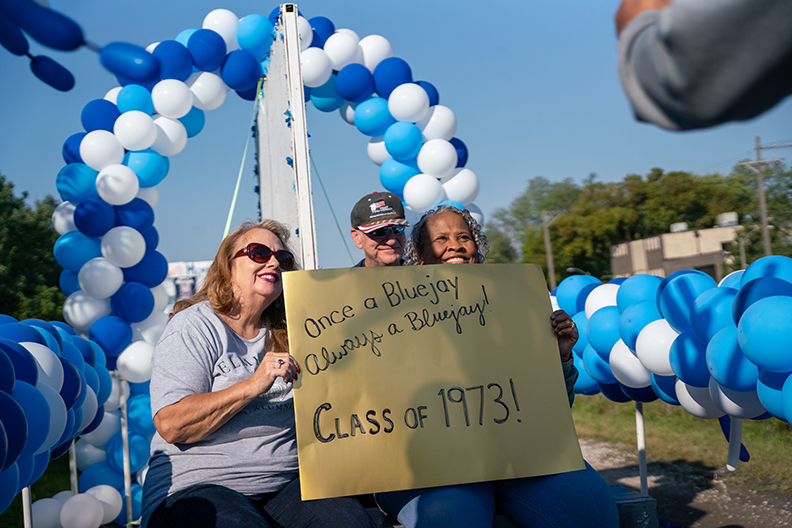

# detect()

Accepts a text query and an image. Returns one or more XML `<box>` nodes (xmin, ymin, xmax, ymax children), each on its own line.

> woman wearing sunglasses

<box><xmin>142</xmin><ymin>220</ymin><xmax>375</xmax><ymax>528</ymax></box>
<box><xmin>374</xmin><ymin>206</ymin><xmax>619</xmax><ymax>528</ymax></box>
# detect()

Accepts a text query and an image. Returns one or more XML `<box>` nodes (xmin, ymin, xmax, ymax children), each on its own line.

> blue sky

<box><xmin>1</xmin><ymin>0</ymin><xmax>790</xmax><ymax>269</ymax></box>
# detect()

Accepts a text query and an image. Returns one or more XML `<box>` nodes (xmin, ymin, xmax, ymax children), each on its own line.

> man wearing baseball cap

<box><xmin>350</xmin><ymin>192</ymin><xmax>410</xmax><ymax>267</ymax></box>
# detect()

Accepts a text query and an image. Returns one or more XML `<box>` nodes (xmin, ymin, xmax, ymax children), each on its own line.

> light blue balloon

<box><xmin>105</xmin><ymin>431</ymin><xmax>149</xmax><ymax>473</ymax></box>
<box><xmin>658</xmin><ymin>273</ymin><xmax>717</xmax><ymax>333</ymax></box>
<box><xmin>116</xmin><ymin>84</ymin><xmax>154</xmax><ymax>115</ymax></box>
<box><xmin>124</xmin><ymin>149</ymin><xmax>170</xmax><ymax>188</ymax></box>
<box><xmin>571</xmin><ymin>311</ymin><xmax>589</xmax><ymax>357</ymax></box>
<box><xmin>379</xmin><ymin>157</ymin><xmax>420</xmax><ymax>195</ymax></box>
<box><xmin>384</xmin><ymin>122</ymin><xmax>423</xmax><ymax>160</ymax></box>
<box><xmin>582</xmin><ymin>344</ymin><xmax>617</xmax><ymax>384</ymax></box>
<box><xmin>78</xmin><ymin>461</ymin><xmax>124</xmax><ymax>492</ymax></box>
<box><xmin>586</xmin><ymin>306</ymin><xmax>621</xmax><ymax>360</ymax></box>
<box><xmin>738</xmin><ymin>296</ymin><xmax>792</xmax><ymax>373</ymax></box>
<box><xmin>354</xmin><ymin>97</ymin><xmax>395</xmax><ymax>136</ymax></box>
<box><xmin>650</xmin><ymin>374</ymin><xmax>680</xmax><ymax>405</ymax></box>
<box><xmin>114</xmin><ymin>483</ymin><xmax>143</xmax><ymax>526</ymax></box>
<box><xmin>175</xmin><ymin>28</ymin><xmax>197</xmax><ymax>48</ymax></box>
<box><xmin>689</xmin><ymin>286</ymin><xmax>737</xmax><ymax>344</ymax></box>
<box><xmin>178</xmin><ymin>107</ymin><xmax>205</xmax><ymax>138</ymax></box>
<box><xmin>53</xmin><ymin>231</ymin><xmax>102</xmax><ymax>273</ymax></box>
<box><xmin>237</xmin><ymin>14</ymin><xmax>275</xmax><ymax>57</ymax></box>
<box><xmin>56</xmin><ymin>163</ymin><xmax>99</xmax><ymax>204</ymax></box>
<box><xmin>95</xmin><ymin>364</ymin><xmax>112</xmax><ymax>406</ymax></box>
<box><xmin>706</xmin><ymin>325</ymin><xmax>758</xmax><ymax>391</ymax></box>
<box><xmin>615</xmin><ymin>274</ymin><xmax>662</xmax><ymax>312</ymax></box>
<box><xmin>573</xmin><ymin>355</ymin><xmax>600</xmax><ymax>395</ymax></box>
<box><xmin>781</xmin><ymin>375</ymin><xmax>792</xmax><ymax>426</ymax></box>
<box><xmin>555</xmin><ymin>275</ymin><xmax>601</xmax><ymax>315</ymax></box>
<box><xmin>669</xmin><ymin>330</ymin><xmax>710</xmax><ymax>388</ymax></box>
<box><xmin>618</xmin><ymin>300</ymin><xmax>661</xmax><ymax>351</ymax></box>
<box><xmin>719</xmin><ymin>270</ymin><xmax>744</xmax><ymax>289</ymax></box>
<box><xmin>741</xmin><ymin>255</ymin><xmax>792</xmax><ymax>287</ymax></box>
<box><xmin>310</xmin><ymin>74</ymin><xmax>344</xmax><ymax>113</ymax></box>
<box><xmin>756</xmin><ymin>369</ymin><xmax>790</xmax><ymax>421</ymax></box>
<box><xmin>127</xmin><ymin>394</ymin><xmax>155</xmax><ymax>436</ymax></box>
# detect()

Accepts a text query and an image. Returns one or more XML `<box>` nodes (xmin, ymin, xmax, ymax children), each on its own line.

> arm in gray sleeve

<box><xmin>563</xmin><ymin>357</ymin><xmax>579</xmax><ymax>408</ymax></box>
<box><xmin>618</xmin><ymin>0</ymin><xmax>792</xmax><ymax>130</ymax></box>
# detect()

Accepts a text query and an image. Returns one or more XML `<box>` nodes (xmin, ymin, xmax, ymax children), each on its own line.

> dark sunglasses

<box><xmin>363</xmin><ymin>225</ymin><xmax>406</xmax><ymax>239</ymax></box>
<box><xmin>234</xmin><ymin>243</ymin><xmax>295</xmax><ymax>271</ymax></box>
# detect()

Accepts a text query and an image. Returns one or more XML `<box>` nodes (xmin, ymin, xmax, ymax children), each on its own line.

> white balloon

<box><xmin>338</xmin><ymin>101</ymin><xmax>358</xmax><ymax>125</ymax></box>
<box><xmin>78</xmin><ymin>257</ymin><xmax>124</xmax><ymax>300</ymax></box>
<box><xmin>359</xmin><ymin>34</ymin><xmax>393</xmax><ymax>72</ymax></box>
<box><xmin>32</xmin><ymin>498</ymin><xmax>64</xmax><ymax>528</ymax></box>
<box><xmin>60</xmin><ymin>493</ymin><xmax>104</xmax><ymax>528</ymax></box>
<box><xmin>145</xmin><ymin>42</ymin><xmax>159</xmax><ymax>54</ymax></box>
<box><xmin>708</xmin><ymin>378</ymin><xmax>766</xmax><ymax>418</ymax></box>
<box><xmin>117</xmin><ymin>341</ymin><xmax>155</xmax><ymax>383</ymax></box>
<box><xmin>367</xmin><ymin>136</ymin><xmax>389</xmax><ymax>166</ymax></box>
<box><xmin>101</xmin><ymin>226</ymin><xmax>146</xmax><ymax>268</ymax></box>
<box><xmin>388</xmin><ymin>83</ymin><xmax>429</xmax><ymax>123</ymax></box>
<box><xmin>416</xmin><ymin>105</ymin><xmax>457</xmax><ymax>141</ymax></box>
<box><xmin>103</xmin><ymin>378</ymin><xmax>129</xmax><ymax>412</ymax></box>
<box><xmin>53</xmin><ymin>490</ymin><xmax>75</xmax><ymax>503</ymax></box>
<box><xmin>323</xmin><ymin>32</ymin><xmax>363</xmax><ymax>70</ymax></box>
<box><xmin>442</xmin><ymin>168</ymin><xmax>479</xmax><ymax>206</ymax></box>
<box><xmin>63</xmin><ymin>291</ymin><xmax>112</xmax><ymax>332</ymax></box>
<box><xmin>103</xmin><ymin>86</ymin><xmax>122</xmax><ymax>104</ymax></box>
<box><xmin>78</xmin><ymin>386</ymin><xmax>98</xmax><ymax>433</ymax></box>
<box><xmin>466</xmin><ymin>203</ymin><xmax>485</xmax><ymax>226</ymax></box>
<box><xmin>85</xmin><ymin>485</ymin><xmax>123</xmax><ymax>525</ymax></box>
<box><xmin>136</xmin><ymin>186</ymin><xmax>159</xmax><ymax>209</ymax></box>
<box><xmin>80</xmin><ymin>130</ymin><xmax>125</xmax><ymax>172</ymax></box>
<box><xmin>79</xmin><ymin>409</ymin><xmax>120</xmax><ymax>449</ymax></box>
<box><xmin>202</xmin><ymin>9</ymin><xmax>239</xmax><ymax>52</ymax></box>
<box><xmin>584</xmin><ymin>283</ymin><xmax>620</xmax><ymax>319</ymax></box>
<box><xmin>403</xmin><ymin>174</ymin><xmax>445</xmax><ymax>213</ymax></box>
<box><xmin>151</xmin><ymin>116</ymin><xmax>188</xmax><ymax>157</ymax></box>
<box><xmin>609</xmin><ymin>339</ymin><xmax>653</xmax><ymax>388</ymax></box>
<box><xmin>300</xmin><ymin>47</ymin><xmax>333</xmax><ymax>88</ymax></box>
<box><xmin>113</xmin><ymin>111</ymin><xmax>156</xmax><ymax>151</ymax></box>
<box><xmin>187</xmin><ymin>71</ymin><xmax>228</xmax><ymax>111</ymax></box>
<box><xmin>635</xmin><ymin>319</ymin><xmax>679</xmax><ymax>376</ymax></box>
<box><xmin>23</xmin><ymin>342</ymin><xmax>64</xmax><ymax>392</ymax></box>
<box><xmin>37</xmin><ymin>382</ymin><xmax>68</xmax><ymax>454</ymax></box>
<box><xmin>297</xmin><ymin>16</ymin><xmax>313</xmax><ymax>51</ymax></box>
<box><xmin>335</xmin><ymin>28</ymin><xmax>360</xmax><ymax>40</ymax></box>
<box><xmin>75</xmin><ymin>438</ymin><xmax>107</xmax><ymax>470</ymax></box>
<box><xmin>52</xmin><ymin>201</ymin><xmax>77</xmax><ymax>235</ymax></box>
<box><xmin>417</xmin><ymin>139</ymin><xmax>458</xmax><ymax>179</ymax></box>
<box><xmin>96</xmin><ymin>164</ymin><xmax>139</xmax><ymax>206</ymax></box>
<box><xmin>151</xmin><ymin>80</ymin><xmax>194</xmax><ymax>119</ymax></box>
<box><xmin>676</xmin><ymin>379</ymin><xmax>724</xmax><ymax>419</ymax></box>
<box><xmin>151</xmin><ymin>284</ymin><xmax>168</xmax><ymax>312</ymax></box>
<box><xmin>131</xmin><ymin>310</ymin><xmax>169</xmax><ymax>346</ymax></box>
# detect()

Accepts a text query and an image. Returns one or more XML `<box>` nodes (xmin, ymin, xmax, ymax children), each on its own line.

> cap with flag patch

<box><xmin>351</xmin><ymin>192</ymin><xmax>409</xmax><ymax>230</ymax></box>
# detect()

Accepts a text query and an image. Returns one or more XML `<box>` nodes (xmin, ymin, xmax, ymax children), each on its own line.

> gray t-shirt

<box><xmin>141</xmin><ymin>301</ymin><xmax>298</xmax><ymax>525</ymax></box>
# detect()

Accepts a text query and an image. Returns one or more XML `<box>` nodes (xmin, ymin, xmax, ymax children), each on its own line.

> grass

<box><xmin>572</xmin><ymin>393</ymin><xmax>792</xmax><ymax>495</ymax></box>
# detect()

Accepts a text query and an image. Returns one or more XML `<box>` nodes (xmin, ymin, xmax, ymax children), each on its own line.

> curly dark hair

<box><xmin>404</xmin><ymin>205</ymin><xmax>489</xmax><ymax>265</ymax></box>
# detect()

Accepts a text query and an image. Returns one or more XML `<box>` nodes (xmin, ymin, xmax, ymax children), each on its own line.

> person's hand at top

<box><xmin>615</xmin><ymin>0</ymin><xmax>671</xmax><ymax>35</ymax></box>
<box><xmin>550</xmin><ymin>310</ymin><xmax>578</xmax><ymax>363</ymax></box>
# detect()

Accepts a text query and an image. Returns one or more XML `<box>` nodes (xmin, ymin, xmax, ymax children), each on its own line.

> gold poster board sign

<box><xmin>283</xmin><ymin>263</ymin><xmax>584</xmax><ymax>500</ymax></box>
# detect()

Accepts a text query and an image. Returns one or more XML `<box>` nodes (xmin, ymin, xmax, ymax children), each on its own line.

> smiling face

<box><xmin>230</xmin><ymin>228</ymin><xmax>285</xmax><ymax>305</ymax></box>
<box><xmin>350</xmin><ymin>227</ymin><xmax>406</xmax><ymax>267</ymax></box>
<box><xmin>420</xmin><ymin>211</ymin><xmax>478</xmax><ymax>265</ymax></box>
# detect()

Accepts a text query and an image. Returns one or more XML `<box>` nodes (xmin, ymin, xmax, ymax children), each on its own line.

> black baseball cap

<box><xmin>351</xmin><ymin>192</ymin><xmax>410</xmax><ymax>233</ymax></box>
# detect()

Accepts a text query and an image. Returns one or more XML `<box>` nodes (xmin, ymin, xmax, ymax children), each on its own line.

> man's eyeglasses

<box><xmin>234</xmin><ymin>243</ymin><xmax>295</xmax><ymax>271</ymax></box>
<box><xmin>362</xmin><ymin>225</ymin><xmax>406</xmax><ymax>239</ymax></box>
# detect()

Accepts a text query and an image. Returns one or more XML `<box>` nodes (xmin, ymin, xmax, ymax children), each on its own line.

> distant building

<box><xmin>610</xmin><ymin>226</ymin><xmax>738</xmax><ymax>281</ymax></box>
<box><xmin>163</xmin><ymin>260</ymin><xmax>212</xmax><ymax>313</ymax></box>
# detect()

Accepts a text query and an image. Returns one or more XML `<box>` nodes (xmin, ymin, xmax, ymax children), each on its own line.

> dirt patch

<box><xmin>580</xmin><ymin>438</ymin><xmax>792</xmax><ymax>528</ymax></box>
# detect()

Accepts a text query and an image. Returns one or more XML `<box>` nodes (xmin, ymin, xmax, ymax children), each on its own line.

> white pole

<box><xmin>69</xmin><ymin>440</ymin><xmax>78</xmax><ymax>494</ymax></box>
<box><xmin>21</xmin><ymin>487</ymin><xmax>32</xmax><ymax>528</ymax></box>
<box><xmin>119</xmin><ymin>372</ymin><xmax>133</xmax><ymax>524</ymax></box>
<box><xmin>635</xmin><ymin>401</ymin><xmax>648</xmax><ymax>495</ymax></box>
<box><xmin>726</xmin><ymin>417</ymin><xmax>742</xmax><ymax>472</ymax></box>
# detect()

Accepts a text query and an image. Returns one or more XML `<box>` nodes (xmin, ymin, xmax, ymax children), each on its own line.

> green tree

<box><xmin>0</xmin><ymin>174</ymin><xmax>65</xmax><ymax>320</ymax></box>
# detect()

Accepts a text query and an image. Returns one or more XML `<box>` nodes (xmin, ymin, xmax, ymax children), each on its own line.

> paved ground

<box><xmin>580</xmin><ymin>438</ymin><xmax>792</xmax><ymax>528</ymax></box>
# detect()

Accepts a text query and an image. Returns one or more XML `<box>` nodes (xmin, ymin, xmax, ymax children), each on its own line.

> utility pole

<box><xmin>542</xmin><ymin>210</ymin><xmax>557</xmax><ymax>290</ymax></box>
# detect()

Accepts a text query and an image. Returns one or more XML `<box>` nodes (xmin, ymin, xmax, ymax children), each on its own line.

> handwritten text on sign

<box><xmin>283</xmin><ymin>264</ymin><xmax>584</xmax><ymax>500</ymax></box>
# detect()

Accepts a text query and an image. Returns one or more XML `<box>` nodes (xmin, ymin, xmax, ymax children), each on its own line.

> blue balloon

<box><xmin>151</xmin><ymin>40</ymin><xmax>193</xmax><ymax>82</ymax></box>
<box><xmin>379</xmin><ymin>157</ymin><xmax>420</xmax><ymax>195</ymax></box>
<box><xmin>116</xmin><ymin>84</ymin><xmax>154</xmax><ymax>115</ymax></box>
<box><xmin>719</xmin><ymin>270</ymin><xmax>744</xmax><ymax>290</ymax></box>
<box><xmin>88</xmin><ymin>316</ymin><xmax>132</xmax><ymax>358</ymax></box>
<box><xmin>79</xmin><ymin>404</ymin><xmax>104</xmax><ymax>435</ymax></box>
<box><xmin>655</xmin><ymin>270</ymin><xmax>709</xmax><ymax>308</ymax></box>
<box><xmin>0</xmin><ymin>391</ymin><xmax>26</xmax><ymax>471</ymax></box>
<box><xmin>336</xmin><ymin>63</ymin><xmax>375</xmax><ymax>103</ymax></box>
<box><xmin>0</xmin><ymin>0</ymin><xmax>83</xmax><ymax>51</ymax></box>
<box><xmin>62</xmin><ymin>132</ymin><xmax>85</xmax><ymax>164</ymax></box>
<box><xmin>582</xmin><ymin>344</ymin><xmax>617</xmax><ymax>384</ymax></box>
<box><xmin>82</xmin><ymin>364</ymin><xmax>99</xmax><ymax>395</ymax></box>
<box><xmin>111</xmin><ymin>282</ymin><xmax>155</xmax><ymax>323</ymax></box>
<box><xmin>449</xmin><ymin>137</ymin><xmax>468</xmax><ymax>168</ymax></box>
<box><xmin>267</xmin><ymin>6</ymin><xmax>281</xmax><ymax>26</ymax></box>
<box><xmin>618</xmin><ymin>300</ymin><xmax>662</xmax><ymax>351</ymax></box>
<box><xmin>732</xmin><ymin>277</ymin><xmax>792</xmax><ymax>325</ymax></box>
<box><xmin>126</xmin><ymin>394</ymin><xmax>155</xmax><ymax>435</ymax></box>
<box><xmin>100</xmin><ymin>42</ymin><xmax>160</xmax><ymax>83</ymax></box>
<box><xmin>260</xmin><ymin>56</ymin><xmax>271</xmax><ymax>78</ymax></box>
<box><xmin>74</xmin><ymin>197</ymin><xmax>115</xmax><ymax>237</ymax></box>
<box><xmin>143</xmin><ymin>226</ymin><xmax>160</xmax><ymax>250</ymax></box>
<box><xmin>0</xmin><ymin>340</ymin><xmax>37</xmax><ymax>386</ymax></box>
<box><xmin>50</xmin><ymin>321</ymin><xmax>76</xmax><ymax>337</ymax></box>
<box><xmin>658</xmin><ymin>272</ymin><xmax>717</xmax><ymax>333</ymax></box>
<box><xmin>113</xmin><ymin>483</ymin><xmax>143</xmax><ymax>526</ymax></box>
<box><xmin>71</xmin><ymin>406</ymin><xmax>83</xmax><ymax>438</ymax></box>
<box><xmin>0</xmin><ymin>315</ymin><xmax>16</xmax><ymax>325</ymax></box>
<box><xmin>30</xmin><ymin>326</ymin><xmax>61</xmax><ymax>355</ymax></box>
<box><xmin>15</xmin><ymin>455</ymin><xmax>34</xmax><ymax>494</ymax></box>
<box><xmin>651</xmin><ymin>374</ymin><xmax>680</xmax><ymax>405</ymax></box>
<box><xmin>72</xmin><ymin>370</ymin><xmax>87</xmax><ymax>413</ymax></box>
<box><xmin>221</xmin><ymin>49</ymin><xmax>261</xmax><ymax>91</ymax></box>
<box><xmin>384</xmin><ymin>122</ymin><xmax>423</xmax><ymax>160</ymax></box>
<box><xmin>741</xmin><ymin>255</ymin><xmax>792</xmax><ymax>287</ymax></box>
<box><xmin>78</xmin><ymin>461</ymin><xmax>124</xmax><ymax>492</ymax></box>
<box><xmin>616</xmin><ymin>274</ymin><xmax>662</xmax><ymax>312</ymax></box>
<box><xmin>571</xmin><ymin>311</ymin><xmax>589</xmax><ymax>357</ymax></box>
<box><xmin>122</xmin><ymin>249</ymin><xmax>168</xmax><ymax>287</ymax></box>
<box><xmin>689</xmin><ymin>286</ymin><xmax>738</xmax><ymax>344</ymax></box>
<box><xmin>310</xmin><ymin>74</ymin><xmax>344</xmax><ymax>112</ymax></box>
<box><xmin>555</xmin><ymin>275</ymin><xmax>601</xmax><ymax>315</ymax></box>
<box><xmin>53</xmin><ymin>230</ymin><xmax>102</xmax><ymax>272</ymax></box>
<box><xmin>415</xmin><ymin>80</ymin><xmax>439</xmax><ymax>106</ymax></box>
<box><xmin>81</xmin><ymin>99</ymin><xmax>120</xmax><ymax>133</ymax></box>
<box><xmin>188</xmin><ymin>29</ymin><xmax>227</xmax><ymax>71</ymax></box>
<box><xmin>94</xmin><ymin>364</ymin><xmax>112</xmax><ymax>406</ymax></box>
<box><xmin>756</xmin><ymin>369</ymin><xmax>790</xmax><ymax>421</ymax></box>
<box><xmin>610</xmin><ymin>277</ymin><xmax>627</xmax><ymax>285</ymax></box>
<box><xmin>30</xmin><ymin>54</ymin><xmax>75</xmax><ymax>91</ymax></box>
<box><xmin>436</xmin><ymin>200</ymin><xmax>465</xmax><ymax>211</ymax></box>
<box><xmin>706</xmin><ymin>325</ymin><xmax>758</xmax><ymax>392</ymax></box>
<box><xmin>56</xmin><ymin>163</ymin><xmax>99</xmax><ymax>204</ymax></box>
<box><xmin>178</xmin><ymin>107</ymin><xmax>205</xmax><ymax>138</ymax></box>
<box><xmin>0</xmin><ymin>462</ymin><xmax>19</xmax><ymax>513</ymax></box>
<box><xmin>0</xmin><ymin>323</ymin><xmax>47</xmax><ymax>347</ymax></box>
<box><xmin>129</xmin><ymin>380</ymin><xmax>150</xmax><ymax>395</ymax></box>
<box><xmin>70</xmin><ymin>336</ymin><xmax>96</xmax><ymax>367</ymax></box>
<box><xmin>573</xmin><ymin>355</ymin><xmax>600</xmax><ymax>395</ymax></box>
<box><xmin>373</xmin><ymin>57</ymin><xmax>412</xmax><ymax>99</ymax></box>
<box><xmin>0</xmin><ymin>11</ymin><xmax>28</xmax><ymax>55</ymax></box>
<box><xmin>61</xmin><ymin>341</ymin><xmax>85</xmax><ymax>372</ymax></box>
<box><xmin>586</xmin><ymin>306</ymin><xmax>622</xmax><ymax>360</ymax></box>
<box><xmin>115</xmin><ymin>73</ymin><xmax>158</xmax><ymax>91</ymax></box>
<box><xmin>237</xmin><ymin>14</ymin><xmax>274</xmax><ymax>57</ymax></box>
<box><xmin>58</xmin><ymin>357</ymin><xmax>81</xmax><ymax>411</ymax></box>
<box><xmin>738</xmin><ymin>296</ymin><xmax>792</xmax><ymax>373</ymax></box>
<box><xmin>23</xmin><ymin>320</ymin><xmax>63</xmax><ymax>354</ymax></box>
<box><xmin>355</xmin><ymin>97</ymin><xmax>396</xmax><ymax>136</ymax></box>
<box><xmin>114</xmin><ymin>198</ymin><xmax>154</xmax><ymax>233</ymax></box>
<box><xmin>0</xmin><ymin>420</ymin><xmax>6</xmax><ymax>473</ymax></box>
<box><xmin>50</xmin><ymin>437</ymin><xmax>73</xmax><ymax>460</ymax></box>
<box><xmin>309</xmin><ymin>16</ymin><xmax>334</xmax><ymax>48</ymax></box>
<box><xmin>105</xmin><ymin>431</ymin><xmax>149</xmax><ymax>473</ymax></box>
<box><xmin>87</xmin><ymin>340</ymin><xmax>106</xmax><ymax>368</ymax></box>
<box><xmin>620</xmin><ymin>383</ymin><xmax>658</xmax><ymax>403</ymax></box>
<box><xmin>175</xmin><ymin>28</ymin><xmax>197</xmax><ymax>48</ymax></box>
<box><xmin>598</xmin><ymin>381</ymin><xmax>631</xmax><ymax>403</ymax></box>
<box><xmin>124</xmin><ymin>149</ymin><xmax>169</xmax><ymax>188</ymax></box>
<box><xmin>27</xmin><ymin>450</ymin><xmax>50</xmax><ymax>488</ymax></box>
<box><xmin>669</xmin><ymin>330</ymin><xmax>710</xmax><ymax>387</ymax></box>
<box><xmin>12</xmin><ymin>381</ymin><xmax>50</xmax><ymax>459</ymax></box>
<box><xmin>0</xmin><ymin>349</ymin><xmax>14</xmax><ymax>394</ymax></box>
